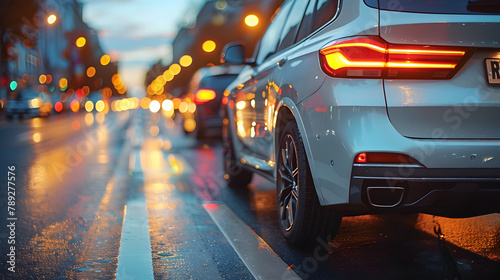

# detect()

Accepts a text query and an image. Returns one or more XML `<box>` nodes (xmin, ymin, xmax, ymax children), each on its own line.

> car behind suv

<box><xmin>221</xmin><ymin>0</ymin><xmax>500</xmax><ymax>245</ymax></box>
<box><xmin>182</xmin><ymin>65</ymin><xmax>242</xmax><ymax>138</ymax></box>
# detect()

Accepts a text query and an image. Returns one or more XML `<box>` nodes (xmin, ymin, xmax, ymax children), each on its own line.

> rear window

<box><xmin>201</xmin><ymin>75</ymin><xmax>238</xmax><ymax>94</ymax></box>
<box><xmin>378</xmin><ymin>0</ymin><xmax>500</xmax><ymax>14</ymax></box>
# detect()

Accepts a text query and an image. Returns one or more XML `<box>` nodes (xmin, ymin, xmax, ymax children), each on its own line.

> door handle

<box><xmin>277</xmin><ymin>58</ymin><xmax>288</xmax><ymax>67</ymax></box>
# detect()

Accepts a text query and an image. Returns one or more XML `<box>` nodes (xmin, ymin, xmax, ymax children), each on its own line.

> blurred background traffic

<box><xmin>0</xmin><ymin>0</ymin><xmax>283</xmax><ymax>128</ymax></box>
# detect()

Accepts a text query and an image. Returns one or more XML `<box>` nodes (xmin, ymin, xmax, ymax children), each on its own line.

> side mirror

<box><xmin>221</xmin><ymin>43</ymin><xmax>247</xmax><ymax>65</ymax></box>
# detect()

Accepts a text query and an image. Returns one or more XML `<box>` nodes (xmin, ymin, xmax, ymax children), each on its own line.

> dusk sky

<box><xmin>82</xmin><ymin>0</ymin><xmax>205</xmax><ymax>96</ymax></box>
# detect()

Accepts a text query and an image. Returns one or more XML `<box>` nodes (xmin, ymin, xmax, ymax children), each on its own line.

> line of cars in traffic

<box><xmin>181</xmin><ymin>0</ymin><xmax>500</xmax><ymax>246</ymax></box>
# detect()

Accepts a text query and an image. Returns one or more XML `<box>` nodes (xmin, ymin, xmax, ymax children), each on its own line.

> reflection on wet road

<box><xmin>0</xmin><ymin>110</ymin><xmax>499</xmax><ymax>279</ymax></box>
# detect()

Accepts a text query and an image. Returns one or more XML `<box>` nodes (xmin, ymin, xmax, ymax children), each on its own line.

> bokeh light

<box><xmin>10</xmin><ymin>81</ymin><xmax>17</xmax><ymax>91</ymax></box>
<box><xmin>101</xmin><ymin>87</ymin><xmax>112</xmax><ymax>99</ymax></box>
<box><xmin>100</xmin><ymin>54</ymin><xmax>110</xmax><ymax>66</ymax></box>
<box><xmin>149</xmin><ymin>100</ymin><xmax>161</xmax><ymax>113</ymax></box>
<box><xmin>76</xmin><ymin>37</ymin><xmax>86</xmax><ymax>48</ymax></box>
<box><xmin>59</xmin><ymin>78</ymin><xmax>68</xmax><ymax>89</ymax></box>
<box><xmin>87</xmin><ymin>66</ymin><xmax>96</xmax><ymax>78</ymax></box>
<box><xmin>55</xmin><ymin>101</ymin><xmax>63</xmax><ymax>112</ymax></box>
<box><xmin>179</xmin><ymin>55</ymin><xmax>193</xmax><ymax>67</ymax></box>
<box><xmin>85</xmin><ymin>100</ymin><xmax>94</xmax><ymax>112</ymax></box>
<box><xmin>95</xmin><ymin>100</ymin><xmax>105</xmax><ymax>112</ymax></box>
<box><xmin>47</xmin><ymin>14</ymin><xmax>57</xmax><ymax>25</ymax></box>
<box><xmin>202</xmin><ymin>40</ymin><xmax>216</xmax><ymax>53</ymax></box>
<box><xmin>162</xmin><ymin>99</ymin><xmax>174</xmax><ymax>111</ymax></box>
<box><xmin>169</xmin><ymin>64</ymin><xmax>181</xmax><ymax>75</ymax></box>
<box><xmin>141</xmin><ymin>97</ymin><xmax>151</xmax><ymax>109</ymax></box>
<box><xmin>245</xmin><ymin>14</ymin><xmax>259</xmax><ymax>27</ymax></box>
<box><xmin>39</xmin><ymin>75</ymin><xmax>47</xmax><ymax>84</ymax></box>
<box><xmin>70</xmin><ymin>100</ymin><xmax>80</xmax><ymax>112</ymax></box>
<box><xmin>216</xmin><ymin>0</ymin><xmax>227</xmax><ymax>10</ymax></box>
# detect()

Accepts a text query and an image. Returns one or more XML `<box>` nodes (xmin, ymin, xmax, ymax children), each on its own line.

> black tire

<box><xmin>277</xmin><ymin>121</ymin><xmax>342</xmax><ymax>246</ymax></box>
<box><xmin>222</xmin><ymin>119</ymin><xmax>253</xmax><ymax>188</ymax></box>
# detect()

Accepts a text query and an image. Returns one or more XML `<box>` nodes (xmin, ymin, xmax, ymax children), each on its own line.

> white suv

<box><xmin>221</xmin><ymin>0</ymin><xmax>500</xmax><ymax>245</ymax></box>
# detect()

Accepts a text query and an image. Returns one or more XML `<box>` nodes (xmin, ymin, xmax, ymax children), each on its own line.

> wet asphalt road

<box><xmin>0</xmin><ymin>109</ymin><xmax>499</xmax><ymax>280</ymax></box>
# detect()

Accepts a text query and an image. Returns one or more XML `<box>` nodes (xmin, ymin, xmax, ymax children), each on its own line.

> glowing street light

<box><xmin>245</xmin><ymin>14</ymin><xmax>259</xmax><ymax>27</ymax></box>
<box><xmin>47</xmin><ymin>14</ymin><xmax>57</xmax><ymax>25</ymax></box>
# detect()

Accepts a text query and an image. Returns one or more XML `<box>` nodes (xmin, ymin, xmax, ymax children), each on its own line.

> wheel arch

<box><xmin>274</xmin><ymin>98</ymin><xmax>327</xmax><ymax>205</ymax></box>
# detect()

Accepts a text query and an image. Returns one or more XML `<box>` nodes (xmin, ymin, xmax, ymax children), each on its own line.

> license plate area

<box><xmin>485</xmin><ymin>58</ymin><xmax>500</xmax><ymax>86</ymax></box>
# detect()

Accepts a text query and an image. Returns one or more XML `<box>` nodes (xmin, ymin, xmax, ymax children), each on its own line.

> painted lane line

<box><xmin>203</xmin><ymin>203</ymin><xmax>300</xmax><ymax>280</ymax></box>
<box><xmin>116</xmin><ymin>192</ymin><xmax>154</xmax><ymax>280</ymax></box>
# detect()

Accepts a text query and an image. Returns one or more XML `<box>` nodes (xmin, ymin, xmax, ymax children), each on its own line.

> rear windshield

<box><xmin>378</xmin><ymin>0</ymin><xmax>500</xmax><ymax>14</ymax></box>
<box><xmin>201</xmin><ymin>75</ymin><xmax>238</xmax><ymax>94</ymax></box>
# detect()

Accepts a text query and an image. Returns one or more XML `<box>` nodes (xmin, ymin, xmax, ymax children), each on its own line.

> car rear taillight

<box><xmin>354</xmin><ymin>152</ymin><xmax>419</xmax><ymax>164</ymax></box>
<box><xmin>319</xmin><ymin>37</ymin><xmax>470</xmax><ymax>79</ymax></box>
<box><xmin>194</xmin><ymin>89</ymin><xmax>216</xmax><ymax>104</ymax></box>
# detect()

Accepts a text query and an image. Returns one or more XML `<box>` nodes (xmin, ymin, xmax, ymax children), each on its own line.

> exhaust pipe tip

<box><xmin>367</xmin><ymin>186</ymin><xmax>405</xmax><ymax>208</ymax></box>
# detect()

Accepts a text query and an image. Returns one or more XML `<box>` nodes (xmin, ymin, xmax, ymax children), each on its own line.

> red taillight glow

<box><xmin>55</xmin><ymin>101</ymin><xmax>63</xmax><ymax>112</ymax></box>
<box><xmin>194</xmin><ymin>89</ymin><xmax>216</xmax><ymax>104</ymax></box>
<box><xmin>319</xmin><ymin>37</ymin><xmax>469</xmax><ymax>79</ymax></box>
<box><xmin>356</xmin><ymin>153</ymin><xmax>368</xmax><ymax>163</ymax></box>
<box><xmin>354</xmin><ymin>152</ymin><xmax>418</xmax><ymax>164</ymax></box>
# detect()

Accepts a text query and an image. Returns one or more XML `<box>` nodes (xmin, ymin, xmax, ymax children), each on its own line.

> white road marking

<box><xmin>116</xmin><ymin>193</ymin><xmax>154</xmax><ymax>280</ymax></box>
<box><xmin>204</xmin><ymin>203</ymin><xmax>301</xmax><ymax>280</ymax></box>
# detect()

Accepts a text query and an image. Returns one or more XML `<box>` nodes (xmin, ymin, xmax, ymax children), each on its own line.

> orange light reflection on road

<box><xmin>85</xmin><ymin>113</ymin><xmax>94</xmax><ymax>126</ymax></box>
<box><xmin>72</xmin><ymin>121</ymin><xmax>80</xmax><ymax>131</ymax></box>
<box><xmin>414</xmin><ymin>214</ymin><xmax>500</xmax><ymax>260</ymax></box>
<box><xmin>33</xmin><ymin>133</ymin><xmax>41</xmax><ymax>143</ymax></box>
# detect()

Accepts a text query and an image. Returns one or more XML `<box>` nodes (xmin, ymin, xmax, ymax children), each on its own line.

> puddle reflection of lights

<box><xmin>163</xmin><ymin>140</ymin><xmax>172</xmax><ymax>151</ymax></box>
<box><xmin>85</xmin><ymin>113</ymin><xmax>94</xmax><ymax>126</ymax></box>
<box><xmin>97</xmin><ymin>154</ymin><xmax>109</xmax><ymax>164</ymax></box>
<box><xmin>188</xmin><ymin>102</ymin><xmax>196</xmax><ymax>113</ymax></box>
<box><xmin>149</xmin><ymin>125</ymin><xmax>160</xmax><ymax>136</ymax></box>
<box><xmin>96</xmin><ymin>113</ymin><xmax>105</xmax><ymax>124</ymax></box>
<box><xmin>184</xmin><ymin>119</ymin><xmax>196</xmax><ymax>132</ymax></box>
<box><xmin>168</xmin><ymin>154</ymin><xmax>183</xmax><ymax>175</ymax></box>
<box><xmin>31</xmin><ymin>118</ymin><xmax>43</xmax><ymax>128</ymax></box>
<box><xmin>72</xmin><ymin>120</ymin><xmax>80</xmax><ymax>130</ymax></box>
<box><xmin>33</xmin><ymin>132</ymin><xmax>41</xmax><ymax>143</ymax></box>
<box><xmin>236</xmin><ymin>101</ymin><xmax>246</xmax><ymax>110</ymax></box>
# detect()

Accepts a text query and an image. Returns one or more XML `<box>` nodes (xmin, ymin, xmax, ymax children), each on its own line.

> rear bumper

<box><xmin>344</xmin><ymin>165</ymin><xmax>500</xmax><ymax>217</ymax></box>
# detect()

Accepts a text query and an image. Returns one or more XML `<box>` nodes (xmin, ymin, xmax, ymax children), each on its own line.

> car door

<box><xmin>233</xmin><ymin>0</ymin><xmax>294</xmax><ymax>161</ymax></box>
<box><xmin>251</xmin><ymin>0</ymin><xmax>314</xmax><ymax>161</ymax></box>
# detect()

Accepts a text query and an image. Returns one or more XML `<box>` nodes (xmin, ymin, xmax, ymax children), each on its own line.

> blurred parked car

<box><xmin>6</xmin><ymin>88</ymin><xmax>52</xmax><ymax>118</ymax></box>
<box><xmin>221</xmin><ymin>0</ymin><xmax>500</xmax><ymax>246</ymax></box>
<box><xmin>181</xmin><ymin>65</ymin><xmax>242</xmax><ymax>138</ymax></box>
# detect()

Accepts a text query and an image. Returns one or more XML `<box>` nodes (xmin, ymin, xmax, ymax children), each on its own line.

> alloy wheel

<box><xmin>278</xmin><ymin>134</ymin><xmax>299</xmax><ymax>231</ymax></box>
